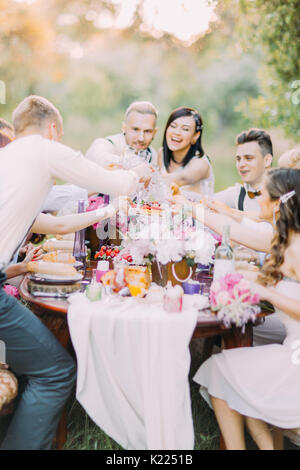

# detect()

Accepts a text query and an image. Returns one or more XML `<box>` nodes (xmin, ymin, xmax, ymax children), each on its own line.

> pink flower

<box><xmin>250</xmin><ymin>293</ymin><xmax>260</xmax><ymax>305</ymax></box>
<box><xmin>86</xmin><ymin>197</ymin><xmax>105</xmax><ymax>229</ymax></box>
<box><xmin>3</xmin><ymin>284</ymin><xmax>19</xmax><ymax>299</ymax></box>
<box><xmin>209</xmin><ymin>291</ymin><xmax>217</xmax><ymax>306</ymax></box>
<box><xmin>237</xmin><ymin>279</ymin><xmax>250</xmax><ymax>291</ymax></box>
<box><xmin>224</xmin><ymin>273</ymin><xmax>243</xmax><ymax>289</ymax></box>
<box><xmin>211</xmin><ymin>233</ymin><xmax>222</xmax><ymax>244</ymax></box>
<box><xmin>216</xmin><ymin>291</ymin><xmax>231</xmax><ymax>305</ymax></box>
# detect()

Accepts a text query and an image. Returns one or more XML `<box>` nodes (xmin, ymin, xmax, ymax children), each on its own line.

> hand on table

<box><xmin>19</xmin><ymin>245</ymin><xmax>44</xmax><ymax>273</ymax></box>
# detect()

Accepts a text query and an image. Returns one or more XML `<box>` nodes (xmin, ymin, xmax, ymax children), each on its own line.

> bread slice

<box><xmin>27</xmin><ymin>261</ymin><xmax>78</xmax><ymax>277</ymax></box>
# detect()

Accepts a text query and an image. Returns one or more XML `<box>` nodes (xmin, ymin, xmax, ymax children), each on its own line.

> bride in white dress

<box><xmin>194</xmin><ymin>167</ymin><xmax>300</xmax><ymax>450</ymax></box>
<box><xmin>157</xmin><ymin>107</ymin><xmax>214</xmax><ymax>199</ymax></box>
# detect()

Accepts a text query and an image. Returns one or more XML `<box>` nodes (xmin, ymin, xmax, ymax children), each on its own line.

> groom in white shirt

<box><xmin>0</xmin><ymin>95</ymin><xmax>151</xmax><ymax>450</ymax></box>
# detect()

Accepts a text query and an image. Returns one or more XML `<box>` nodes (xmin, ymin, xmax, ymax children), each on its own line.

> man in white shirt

<box><xmin>0</xmin><ymin>95</ymin><xmax>150</xmax><ymax>450</ymax></box>
<box><xmin>86</xmin><ymin>101</ymin><xmax>158</xmax><ymax>168</ymax></box>
<box><xmin>211</xmin><ymin>130</ymin><xmax>287</xmax><ymax>346</ymax></box>
<box><xmin>214</xmin><ymin>128</ymin><xmax>273</xmax><ymax>212</ymax></box>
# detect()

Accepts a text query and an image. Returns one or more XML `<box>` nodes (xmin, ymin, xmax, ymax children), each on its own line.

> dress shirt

<box><xmin>0</xmin><ymin>135</ymin><xmax>138</xmax><ymax>266</ymax></box>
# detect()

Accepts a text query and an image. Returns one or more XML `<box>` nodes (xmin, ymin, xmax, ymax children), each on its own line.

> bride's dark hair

<box><xmin>258</xmin><ymin>168</ymin><xmax>300</xmax><ymax>286</ymax></box>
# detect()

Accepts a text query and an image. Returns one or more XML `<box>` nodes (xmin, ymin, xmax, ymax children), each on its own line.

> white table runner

<box><xmin>67</xmin><ymin>293</ymin><xmax>199</xmax><ymax>450</ymax></box>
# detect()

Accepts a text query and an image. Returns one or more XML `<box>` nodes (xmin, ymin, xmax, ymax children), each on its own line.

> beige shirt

<box><xmin>0</xmin><ymin>135</ymin><xmax>138</xmax><ymax>267</ymax></box>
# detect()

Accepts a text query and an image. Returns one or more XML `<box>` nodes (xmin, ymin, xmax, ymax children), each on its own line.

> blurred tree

<box><xmin>2</xmin><ymin>0</ymin><xmax>295</xmax><ymax>191</ymax></box>
<box><xmin>223</xmin><ymin>0</ymin><xmax>300</xmax><ymax>139</ymax></box>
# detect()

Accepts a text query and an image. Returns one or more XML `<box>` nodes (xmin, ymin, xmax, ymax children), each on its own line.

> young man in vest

<box><xmin>214</xmin><ymin>128</ymin><xmax>273</xmax><ymax>211</ymax></box>
<box><xmin>86</xmin><ymin>101</ymin><xmax>158</xmax><ymax>168</ymax></box>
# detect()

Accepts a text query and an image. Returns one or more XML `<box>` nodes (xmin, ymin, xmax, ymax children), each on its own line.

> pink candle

<box><xmin>96</xmin><ymin>260</ymin><xmax>109</xmax><ymax>283</ymax></box>
<box><xmin>163</xmin><ymin>282</ymin><xmax>184</xmax><ymax>313</ymax></box>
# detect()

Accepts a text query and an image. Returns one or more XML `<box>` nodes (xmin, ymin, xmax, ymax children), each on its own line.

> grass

<box><xmin>1</xmin><ymin>341</ymin><xmax>298</xmax><ymax>450</ymax></box>
<box><xmin>63</xmin><ymin>379</ymin><xmax>220</xmax><ymax>451</ymax></box>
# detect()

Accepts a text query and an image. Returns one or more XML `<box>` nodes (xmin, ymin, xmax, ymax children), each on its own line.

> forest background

<box><xmin>1</xmin><ymin>0</ymin><xmax>299</xmax><ymax>190</ymax></box>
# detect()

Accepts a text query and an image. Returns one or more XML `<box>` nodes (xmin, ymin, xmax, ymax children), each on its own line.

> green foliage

<box><xmin>231</xmin><ymin>0</ymin><xmax>300</xmax><ymax>139</ymax></box>
<box><xmin>0</xmin><ymin>0</ymin><xmax>298</xmax><ymax>192</ymax></box>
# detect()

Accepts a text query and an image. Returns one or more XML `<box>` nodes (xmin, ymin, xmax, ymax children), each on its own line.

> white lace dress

<box><xmin>194</xmin><ymin>279</ymin><xmax>300</xmax><ymax>429</ymax></box>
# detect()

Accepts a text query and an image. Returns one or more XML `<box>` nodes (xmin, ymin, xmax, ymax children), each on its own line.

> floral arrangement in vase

<box><xmin>210</xmin><ymin>273</ymin><xmax>261</xmax><ymax>330</ymax></box>
<box><xmin>115</xmin><ymin>213</ymin><xmax>217</xmax><ymax>269</ymax></box>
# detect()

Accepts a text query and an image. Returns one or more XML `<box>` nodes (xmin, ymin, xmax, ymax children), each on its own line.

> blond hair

<box><xmin>278</xmin><ymin>147</ymin><xmax>300</xmax><ymax>170</ymax></box>
<box><xmin>125</xmin><ymin>101</ymin><xmax>158</xmax><ymax>120</ymax></box>
<box><xmin>12</xmin><ymin>95</ymin><xmax>63</xmax><ymax>135</ymax></box>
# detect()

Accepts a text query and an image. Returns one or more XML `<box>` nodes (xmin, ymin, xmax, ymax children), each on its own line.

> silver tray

<box><xmin>28</xmin><ymin>272</ymin><xmax>83</xmax><ymax>285</ymax></box>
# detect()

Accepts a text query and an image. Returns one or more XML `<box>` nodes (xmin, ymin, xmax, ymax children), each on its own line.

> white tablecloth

<box><xmin>67</xmin><ymin>293</ymin><xmax>200</xmax><ymax>450</ymax></box>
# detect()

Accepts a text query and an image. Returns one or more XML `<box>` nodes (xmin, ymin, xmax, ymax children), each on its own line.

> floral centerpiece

<box><xmin>210</xmin><ymin>273</ymin><xmax>261</xmax><ymax>330</ymax></box>
<box><xmin>115</xmin><ymin>207</ymin><xmax>217</xmax><ymax>286</ymax></box>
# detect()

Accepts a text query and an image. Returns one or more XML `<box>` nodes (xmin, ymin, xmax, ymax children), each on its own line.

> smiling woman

<box><xmin>158</xmin><ymin>107</ymin><xmax>215</xmax><ymax>196</ymax></box>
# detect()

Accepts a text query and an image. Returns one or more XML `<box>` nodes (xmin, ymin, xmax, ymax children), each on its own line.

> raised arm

<box><xmin>162</xmin><ymin>157</ymin><xmax>209</xmax><ymax>187</ymax></box>
<box><xmin>85</xmin><ymin>138</ymin><xmax>121</xmax><ymax>167</ymax></box>
<box><xmin>46</xmin><ymin>140</ymin><xmax>140</xmax><ymax>197</ymax></box>
<box><xmin>31</xmin><ymin>206</ymin><xmax>116</xmax><ymax>235</ymax></box>
<box><xmin>192</xmin><ymin>205</ymin><xmax>273</xmax><ymax>253</ymax></box>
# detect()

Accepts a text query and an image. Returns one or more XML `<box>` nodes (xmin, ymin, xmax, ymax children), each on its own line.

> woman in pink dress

<box><xmin>194</xmin><ymin>167</ymin><xmax>300</xmax><ymax>450</ymax></box>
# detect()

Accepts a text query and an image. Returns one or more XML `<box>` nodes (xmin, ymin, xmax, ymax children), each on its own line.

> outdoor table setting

<box><xmin>19</xmin><ymin>225</ymin><xmax>269</xmax><ymax>450</ymax></box>
<box><xmin>17</xmin><ymin>164</ymin><xmax>270</xmax><ymax>450</ymax></box>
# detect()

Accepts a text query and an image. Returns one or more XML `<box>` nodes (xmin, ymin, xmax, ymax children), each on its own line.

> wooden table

<box><xmin>19</xmin><ymin>270</ymin><xmax>268</xmax><ymax>450</ymax></box>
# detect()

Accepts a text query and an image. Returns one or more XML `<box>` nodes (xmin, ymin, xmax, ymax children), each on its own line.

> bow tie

<box><xmin>247</xmin><ymin>190</ymin><xmax>261</xmax><ymax>199</ymax></box>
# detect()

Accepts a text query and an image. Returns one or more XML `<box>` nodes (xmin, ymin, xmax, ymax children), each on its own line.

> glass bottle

<box><xmin>97</xmin><ymin>195</ymin><xmax>110</xmax><ymax>250</ymax></box>
<box><xmin>73</xmin><ymin>200</ymin><xmax>86</xmax><ymax>270</ymax></box>
<box><xmin>213</xmin><ymin>224</ymin><xmax>235</xmax><ymax>282</ymax></box>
